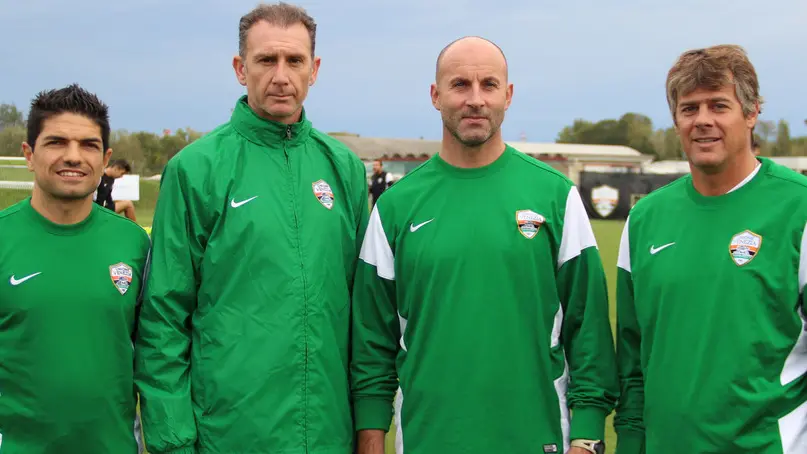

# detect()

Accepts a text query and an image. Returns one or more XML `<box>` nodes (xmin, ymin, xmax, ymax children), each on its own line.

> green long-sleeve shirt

<box><xmin>351</xmin><ymin>146</ymin><xmax>619</xmax><ymax>454</ymax></box>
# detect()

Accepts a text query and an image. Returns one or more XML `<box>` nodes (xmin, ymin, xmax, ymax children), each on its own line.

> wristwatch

<box><xmin>570</xmin><ymin>439</ymin><xmax>605</xmax><ymax>454</ymax></box>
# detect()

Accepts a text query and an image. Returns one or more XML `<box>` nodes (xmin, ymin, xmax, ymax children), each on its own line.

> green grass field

<box><xmin>0</xmin><ymin>180</ymin><xmax>625</xmax><ymax>453</ymax></box>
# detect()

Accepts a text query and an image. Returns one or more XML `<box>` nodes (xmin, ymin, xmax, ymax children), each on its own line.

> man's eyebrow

<box><xmin>680</xmin><ymin>97</ymin><xmax>733</xmax><ymax>106</ymax></box>
<box><xmin>42</xmin><ymin>135</ymin><xmax>102</xmax><ymax>145</ymax></box>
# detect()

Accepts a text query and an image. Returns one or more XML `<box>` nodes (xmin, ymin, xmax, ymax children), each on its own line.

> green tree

<box><xmin>0</xmin><ymin>125</ymin><xmax>26</xmax><ymax>156</ymax></box>
<box><xmin>110</xmin><ymin>130</ymin><xmax>147</xmax><ymax>173</ymax></box>
<box><xmin>773</xmin><ymin>119</ymin><xmax>792</xmax><ymax>156</ymax></box>
<box><xmin>0</xmin><ymin>103</ymin><xmax>25</xmax><ymax>130</ymax></box>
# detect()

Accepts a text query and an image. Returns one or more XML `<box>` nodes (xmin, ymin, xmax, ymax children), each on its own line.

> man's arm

<box><xmin>555</xmin><ymin>186</ymin><xmax>620</xmax><ymax>444</ymax></box>
<box><xmin>613</xmin><ymin>218</ymin><xmax>645</xmax><ymax>454</ymax></box>
<box><xmin>351</xmin><ymin>204</ymin><xmax>400</xmax><ymax>454</ymax></box>
<box><xmin>134</xmin><ymin>158</ymin><xmax>203</xmax><ymax>454</ymax></box>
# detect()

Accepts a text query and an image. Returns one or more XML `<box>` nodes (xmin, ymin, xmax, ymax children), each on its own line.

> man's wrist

<box><xmin>357</xmin><ymin>429</ymin><xmax>386</xmax><ymax>454</ymax></box>
<box><xmin>571</xmin><ymin>439</ymin><xmax>605</xmax><ymax>454</ymax></box>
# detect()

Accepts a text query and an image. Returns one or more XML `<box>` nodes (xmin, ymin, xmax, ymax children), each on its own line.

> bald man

<box><xmin>350</xmin><ymin>36</ymin><xmax>618</xmax><ymax>454</ymax></box>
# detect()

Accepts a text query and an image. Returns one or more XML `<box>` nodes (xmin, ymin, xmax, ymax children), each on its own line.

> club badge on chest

<box><xmin>312</xmin><ymin>179</ymin><xmax>334</xmax><ymax>210</ymax></box>
<box><xmin>109</xmin><ymin>262</ymin><xmax>133</xmax><ymax>295</ymax></box>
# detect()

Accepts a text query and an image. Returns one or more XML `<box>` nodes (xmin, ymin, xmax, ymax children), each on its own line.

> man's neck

<box><xmin>691</xmin><ymin>151</ymin><xmax>759</xmax><ymax>197</ymax></box>
<box><xmin>30</xmin><ymin>189</ymin><xmax>93</xmax><ymax>225</ymax></box>
<box><xmin>440</xmin><ymin>131</ymin><xmax>506</xmax><ymax>169</ymax></box>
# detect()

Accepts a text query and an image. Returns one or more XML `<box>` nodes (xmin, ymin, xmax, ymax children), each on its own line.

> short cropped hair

<box><xmin>109</xmin><ymin>159</ymin><xmax>131</xmax><ymax>172</ymax></box>
<box><xmin>666</xmin><ymin>44</ymin><xmax>763</xmax><ymax>122</ymax></box>
<box><xmin>27</xmin><ymin>84</ymin><xmax>110</xmax><ymax>152</ymax></box>
<box><xmin>238</xmin><ymin>2</ymin><xmax>317</xmax><ymax>59</ymax></box>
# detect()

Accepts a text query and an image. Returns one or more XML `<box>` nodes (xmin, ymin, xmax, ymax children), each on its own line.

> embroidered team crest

<box><xmin>729</xmin><ymin>230</ymin><xmax>762</xmax><ymax>266</ymax></box>
<box><xmin>516</xmin><ymin>210</ymin><xmax>545</xmax><ymax>239</ymax></box>
<box><xmin>591</xmin><ymin>184</ymin><xmax>619</xmax><ymax>218</ymax></box>
<box><xmin>109</xmin><ymin>262</ymin><xmax>133</xmax><ymax>295</ymax></box>
<box><xmin>312</xmin><ymin>179</ymin><xmax>334</xmax><ymax>210</ymax></box>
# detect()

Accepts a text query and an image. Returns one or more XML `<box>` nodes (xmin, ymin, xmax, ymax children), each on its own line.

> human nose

<box><xmin>693</xmin><ymin>104</ymin><xmax>714</xmax><ymax>128</ymax></box>
<box><xmin>466</xmin><ymin>83</ymin><xmax>484</xmax><ymax>108</ymax></box>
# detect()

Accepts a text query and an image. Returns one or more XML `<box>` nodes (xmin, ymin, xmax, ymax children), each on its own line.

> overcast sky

<box><xmin>2</xmin><ymin>0</ymin><xmax>805</xmax><ymax>142</ymax></box>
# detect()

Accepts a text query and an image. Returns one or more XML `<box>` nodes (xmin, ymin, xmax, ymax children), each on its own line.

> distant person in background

<box><xmin>752</xmin><ymin>135</ymin><xmax>762</xmax><ymax>155</ymax></box>
<box><xmin>0</xmin><ymin>84</ymin><xmax>149</xmax><ymax>453</ymax></box>
<box><xmin>95</xmin><ymin>158</ymin><xmax>136</xmax><ymax>221</ymax></box>
<box><xmin>369</xmin><ymin>158</ymin><xmax>393</xmax><ymax>207</ymax></box>
<box><xmin>614</xmin><ymin>44</ymin><xmax>807</xmax><ymax>454</ymax></box>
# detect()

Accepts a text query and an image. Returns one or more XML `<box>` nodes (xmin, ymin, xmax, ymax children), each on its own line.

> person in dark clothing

<box><xmin>95</xmin><ymin>158</ymin><xmax>136</xmax><ymax>221</ymax></box>
<box><xmin>369</xmin><ymin>159</ymin><xmax>393</xmax><ymax>207</ymax></box>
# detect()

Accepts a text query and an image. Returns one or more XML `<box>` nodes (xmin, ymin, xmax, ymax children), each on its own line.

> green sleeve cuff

<box><xmin>615</xmin><ymin>429</ymin><xmax>644</xmax><ymax>454</ymax></box>
<box><xmin>569</xmin><ymin>407</ymin><xmax>607</xmax><ymax>441</ymax></box>
<box><xmin>354</xmin><ymin>397</ymin><xmax>394</xmax><ymax>431</ymax></box>
<box><xmin>160</xmin><ymin>447</ymin><xmax>196</xmax><ymax>454</ymax></box>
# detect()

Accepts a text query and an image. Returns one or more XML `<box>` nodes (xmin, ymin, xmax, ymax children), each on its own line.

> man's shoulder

<box><xmin>630</xmin><ymin>174</ymin><xmax>690</xmax><ymax>215</ymax></box>
<box><xmin>508</xmin><ymin>146</ymin><xmax>575</xmax><ymax>189</ymax></box>
<box><xmin>95</xmin><ymin>207</ymin><xmax>151</xmax><ymax>247</ymax></box>
<box><xmin>0</xmin><ymin>199</ymin><xmax>28</xmax><ymax>224</ymax></box>
<box><xmin>308</xmin><ymin>128</ymin><xmax>364</xmax><ymax>167</ymax></box>
<box><xmin>171</xmin><ymin>122</ymin><xmax>236</xmax><ymax>163</ymax></box>
<box><xmin>763</xmin><ymin>158</ymin><xmax>807</xmax><ymax>193</ymax></box>
<box><xmin>378</xmin><ymin>158</ymin><xmax>435</xmax><ymax>199</ymax></box>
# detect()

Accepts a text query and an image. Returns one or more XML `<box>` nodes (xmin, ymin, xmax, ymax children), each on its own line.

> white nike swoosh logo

<box><xmin>650</xmin><ymin>242</ymin><xmax>675</xmax><ymax>255</ymax></box>
<box><xmin>410</xmin><ymin>219</ymin><xmax>434</xmax><ymax>232</ymax></box>
<box><xmin>230</xmin><ymin>196</ymin><xmax>258</xmax><ymax>208</ymax></box>
<box><xmin>10</xmin><ymin>272</ymin><xmax>42</xmax><ymax>286</ymax></box>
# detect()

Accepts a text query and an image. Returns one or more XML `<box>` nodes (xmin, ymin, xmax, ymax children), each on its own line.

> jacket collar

<box><xmin>230</xmin><ymin>95</ymin><xmax>312</xmax><ymax>148</ymax></box>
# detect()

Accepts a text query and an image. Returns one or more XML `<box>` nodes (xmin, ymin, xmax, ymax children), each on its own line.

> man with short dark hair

<box><xmin>0</xmin><ymin>84</ymin><xmax>150</xmax><ymax>453</ymax></box>
<box><xmin>134</xmin><ymin>3</ymin><xmax>368</xmax><ymax>454</ymax></box>
<box><xmin>369</xmin><ymin>159</ymin><xmax>393</xmax><ymax>207</ymax></box>
<box><xmin>95</xmin><ymin>158</ymin><xmax>136</xmax><ymax>221</ymax></box>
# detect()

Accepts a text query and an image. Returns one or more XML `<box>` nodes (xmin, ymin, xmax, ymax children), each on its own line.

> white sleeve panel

<box><xmin>557</xmin><ymin>186</ymin><xmax>598</xmax><ymax>269</ymax></box>
<box><xmin>799</xmin><ymin>220</ymin><xmax>807</xmax><ymax>291</ymax></box>
<box><xmin>359</xmin><ymin>205</ymin><xmax>396</xmax><ymax>280</ymax></box>
<box><xmin>617</xmin><ymin>217</ymin><xmax>632</xmax><ymax>273</ymax></box>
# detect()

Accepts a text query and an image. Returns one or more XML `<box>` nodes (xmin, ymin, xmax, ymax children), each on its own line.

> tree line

<box><xmin>557</xmin><ymin>112</ymin><xmax>807</xmax><ymax>160</ymax></box>
<box><xmin>0</xmin><ymin>103</ymin><xmax>202</xmax><ymax>176</ymax></box>
<box><xmin>2</xmin><ymin>102</ymin><xmax>806</xmax><ymax>176</ymax></box>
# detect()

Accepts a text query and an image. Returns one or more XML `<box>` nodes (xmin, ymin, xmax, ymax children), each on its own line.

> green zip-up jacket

<box><xmin>134</xmin><ymin>96</ymin><xmax>369</xmax><ymax>454</ymax></box>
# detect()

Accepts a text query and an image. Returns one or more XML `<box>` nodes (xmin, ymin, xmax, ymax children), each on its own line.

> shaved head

<box><xmin>435</xmin><ymin>36</ymin><xmax>508</xmax><ymax>81</ymax></box>
<box><xmin>430</xmin><ymin>36</ymin><xmax>513</xmax><ymax>151</ymax></box>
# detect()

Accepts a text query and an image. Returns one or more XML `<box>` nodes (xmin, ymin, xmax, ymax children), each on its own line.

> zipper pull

<box><xmin>286</xmin><ymin>126</ymin><xmax>292</xmax><ymax>139</ymax></box>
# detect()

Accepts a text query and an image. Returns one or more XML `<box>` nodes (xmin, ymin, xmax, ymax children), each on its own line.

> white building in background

<box><xmin>643</xmin><ymin>157</ymin><xmax>807</xmax><ymax>176</ymax></box>
<box><xmin>330</xmin><ymin>134</ymin><xmax>653</xmax><ymax>185</ymax></box>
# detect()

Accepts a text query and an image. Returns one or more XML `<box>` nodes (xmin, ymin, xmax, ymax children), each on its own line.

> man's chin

<box><xmin>455</xmin><ymin>131</ymin><xmax>492</xmax><ymax>148</ymax></box>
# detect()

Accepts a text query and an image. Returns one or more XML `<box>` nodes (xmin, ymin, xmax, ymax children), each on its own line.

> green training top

<box><xmin>351</xmin><ymin>145</ymin><xmax>619</xmax><ymax>454</ymax></box>
<box><xmin>0</xmin><ymin>199</ymin><xmax>150</xmax><ymax>454</ymax></box>
<box><xmin>614</xmin><ymin>156</ymin><xmax>807</xmax><ymax>454</ymax></box>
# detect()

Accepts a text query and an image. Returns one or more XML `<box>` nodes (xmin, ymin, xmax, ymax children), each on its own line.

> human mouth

<box><xmin>57</xmin><ymin>170</ymin><xmax>86</xmax><ymax>178</ymax></box>
<box><xmin>693</xmin><ymin>138</ymin><xmax>720</xmax><ymax>143</ymax></box>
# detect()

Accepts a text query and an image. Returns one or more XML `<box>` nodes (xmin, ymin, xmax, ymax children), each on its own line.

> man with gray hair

<box><xmin>614</xmin><ymin>44</ymin><xmax>807</xmax><ymax>453</ymax></box>
<box><xmin>134</xmin><ymin>3</ymin><xmax>368</xmax><ymax>453</ymax></box>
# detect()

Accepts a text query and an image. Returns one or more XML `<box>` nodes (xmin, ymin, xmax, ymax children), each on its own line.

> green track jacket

<box><xmin>134</xmin><ymin>96</ymin><xmax>369</xmax><ymax>454</ymax></box>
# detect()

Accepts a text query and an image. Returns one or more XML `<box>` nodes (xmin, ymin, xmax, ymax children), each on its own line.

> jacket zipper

<box><xmin>284</xmin><ymin>124</ymin><xmax>310</xmax><ymax>452</ymax></box>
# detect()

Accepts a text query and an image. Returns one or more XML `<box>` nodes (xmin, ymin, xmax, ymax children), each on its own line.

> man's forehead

<box><xmin>438</xmin><ymin>40</ymin><xmax>507</xmax><ymax>80</ymax></box>
<box><xmin>444</xmin><ymin>64</ymin><xmax>502</xmax><ymax>80</ymax></box>
<box><xmin>247</xmin><ymin>21</ymin><xmax>311</xmax><ymax>54</ymax></box>
<box><xmin>40</xmin><ymin>113</ymin><xmax>102</xmax><ymax>138</ymax></box>
<box><xmin>678</xmin><ymin>84</ymin><xmax>737</xmax><ymax>103</ymax></box>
